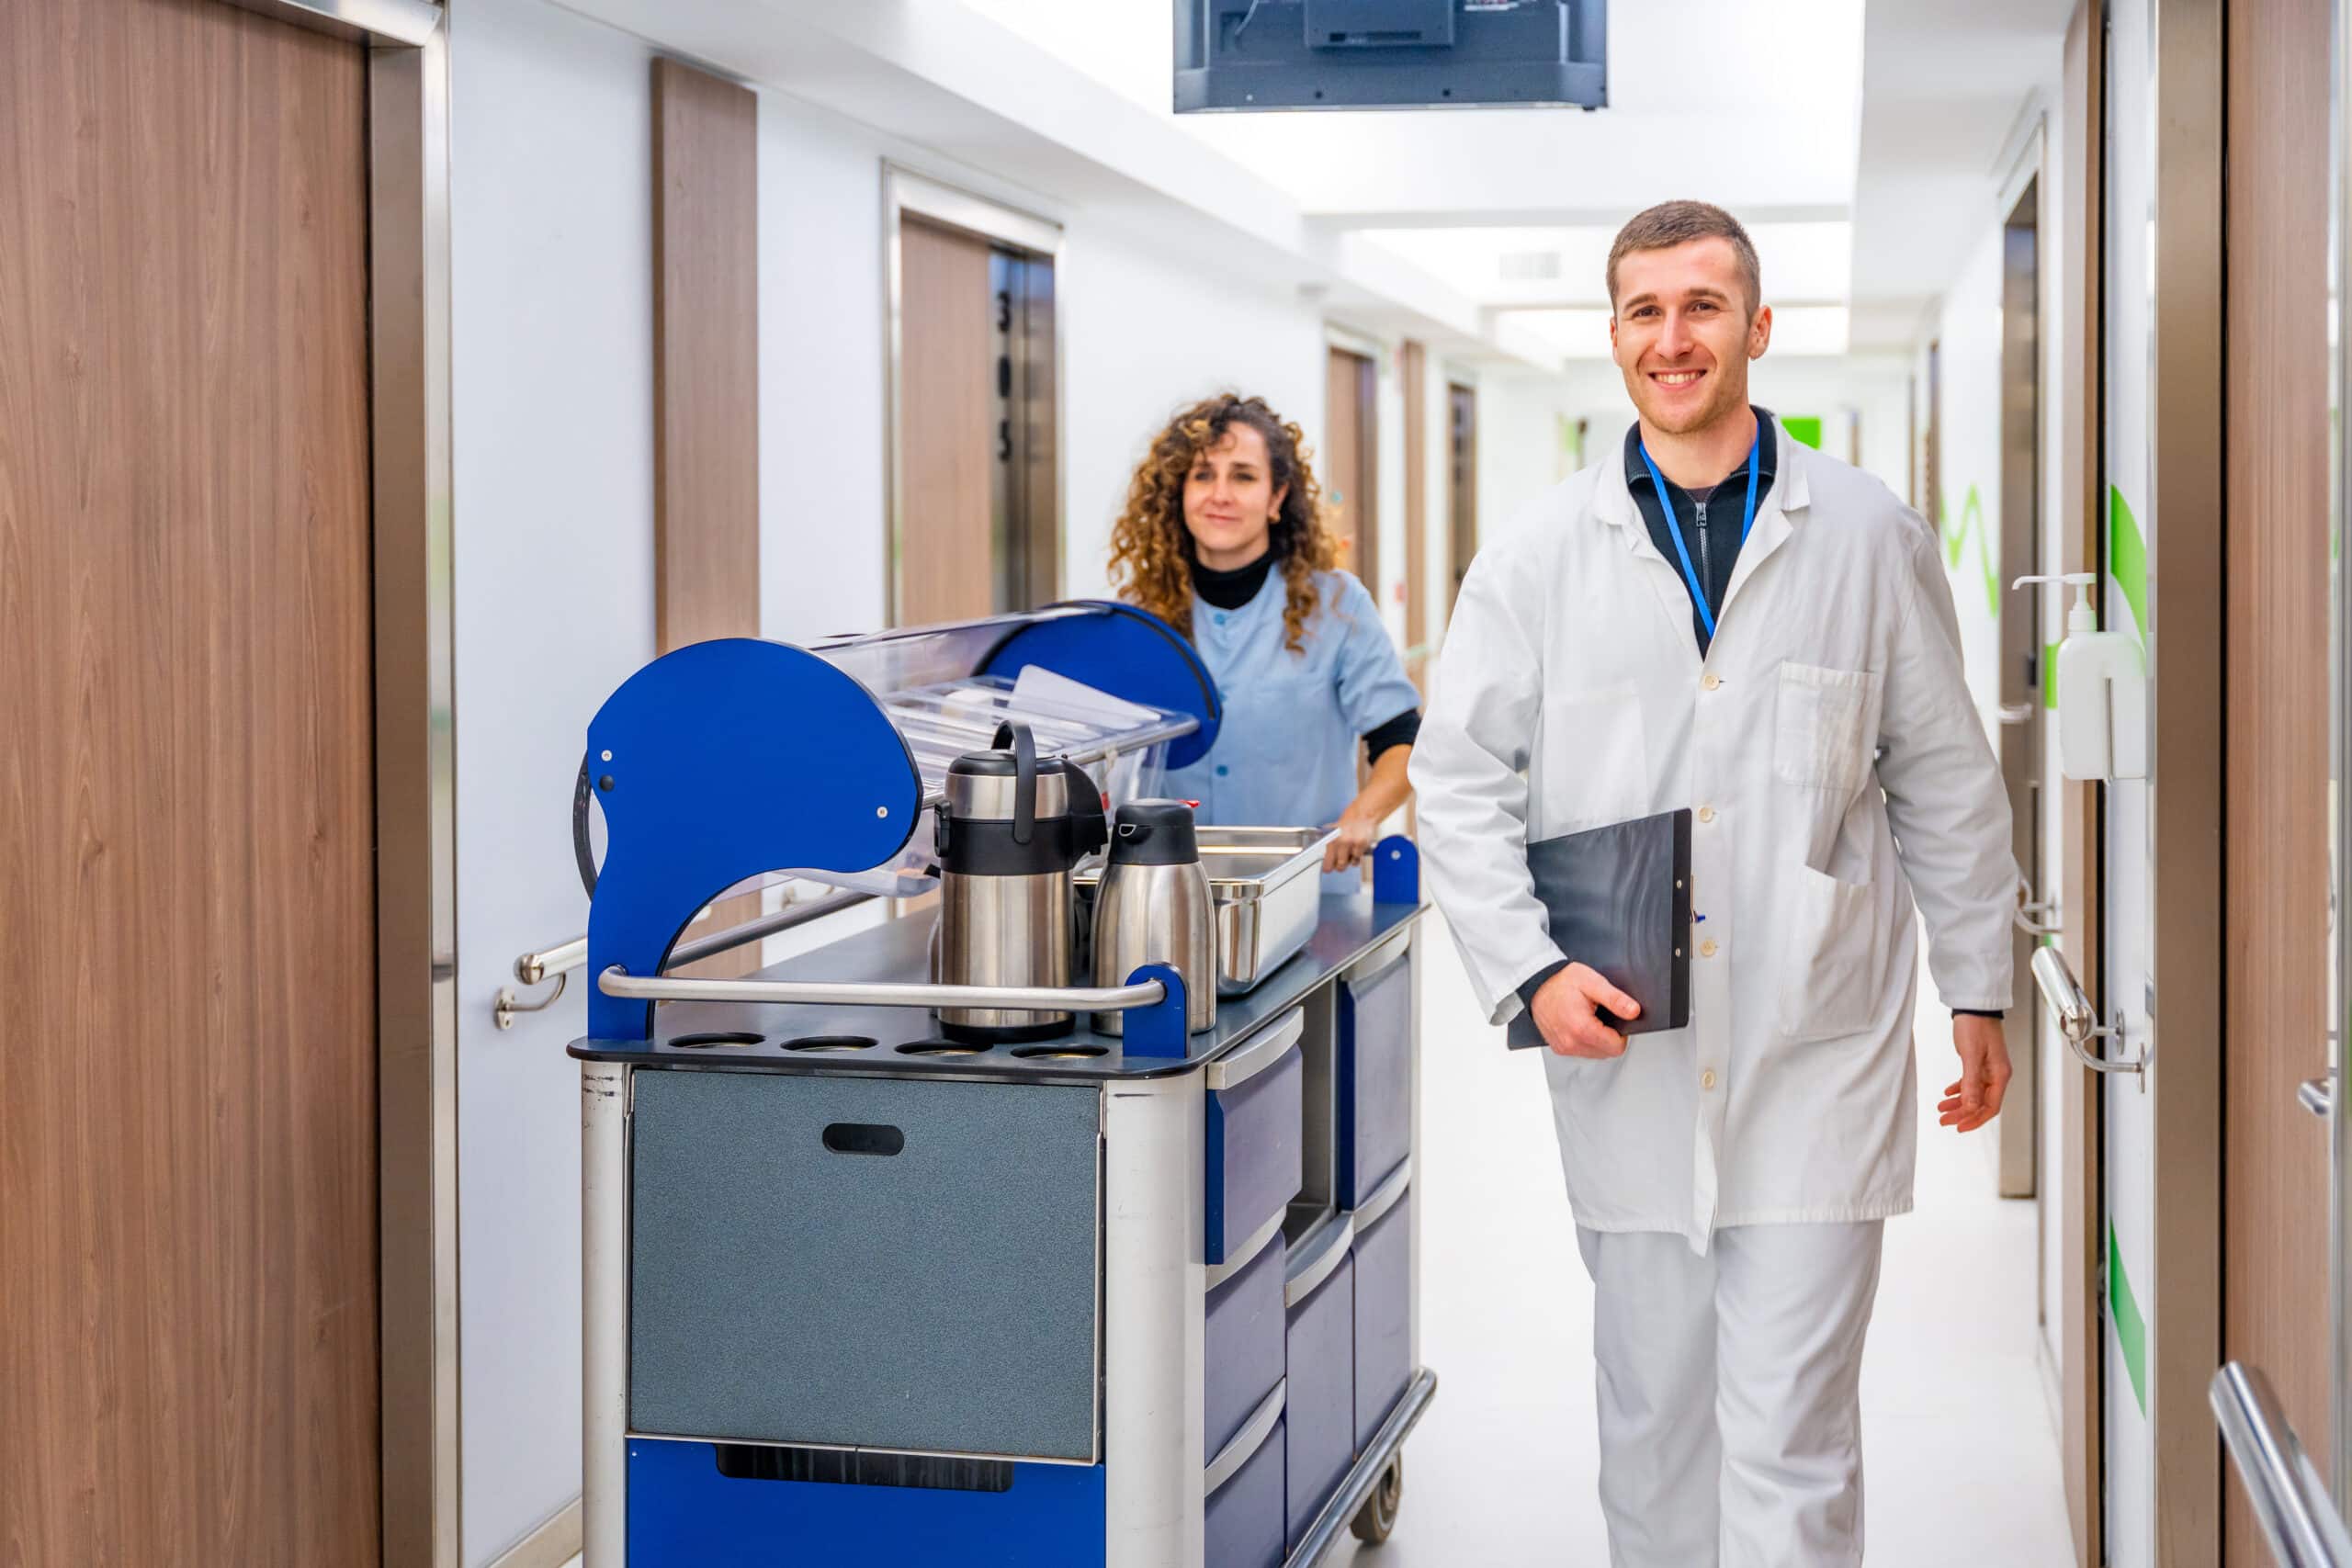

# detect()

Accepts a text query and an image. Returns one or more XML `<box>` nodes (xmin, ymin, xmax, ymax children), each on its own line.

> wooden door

<box><xmin>1325</xmin><ymin>346</ymin><xmax>1378</xmax><ymax>593</ymax></box>
<box><xmin>899</xmin><ymin>216</ymin><xmax>997</xmax><ymax>626</ymax></box>
<box><xmin>2222</xmin><ymin>0</ymin><xmax>2334</xmax><ymax>1557</ymax></box>
<box><xmin>1997</xmin><ymin>185</ymin><xmax>2043</xmax><ymax>1202</ymax></box>
<box><xmin>652</xmin><ymin>57</ymin><xmax>765</xmax><ymax>980</ymax></box>
<box><xmin>1447</xmin><ymin>383</ymin><xmax>1478</xmax><ymax>614</ymax></box>
<box><xmin>0</xmin><ymin>1</ymin><xmax>382</xmax><ymax>1562</ymax></box>
<box><xmin>1400</xmin><ymin>341</ymin><xmax>1429</xmax><ymax>691</ymax></box>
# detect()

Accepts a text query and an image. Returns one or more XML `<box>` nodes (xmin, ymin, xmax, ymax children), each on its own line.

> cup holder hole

<box><xmin>669</xmin><ymin>1032</ymin><xmax>763</xmax><ymax>1050</ymax></box>
<box><xmin>898</xmin><ymin>1040</ymin><xmax>989</xmax><ymax>1057</ymax></box>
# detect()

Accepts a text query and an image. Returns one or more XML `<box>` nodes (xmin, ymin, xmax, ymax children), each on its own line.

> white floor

<box><xmin>563</xmin><ymin>917</ymin><xmax>2075</xmax><ymax>1568</ymax></box>
<box><xmin>1321</xmin><ymin>918</ymin><xmax>2076</xmax><ymax>1566</ymax></box>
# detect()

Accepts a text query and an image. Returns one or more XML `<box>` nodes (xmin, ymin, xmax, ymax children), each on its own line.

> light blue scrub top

<box><xmin>1165</xmin><ymin>567</ymin><xmax>1420</xmax><ymax>887</ymax></box>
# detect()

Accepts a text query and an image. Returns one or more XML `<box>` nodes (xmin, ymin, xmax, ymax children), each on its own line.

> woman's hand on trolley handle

<box><xmin>1322</xmin><ymin>744</ymin><xmax>1417</xmax><ymax>872</ymax></box>
<box><xmin>1531</xmin><ymin>964</ymin><xmax>1642</xmax><ymax>1058</ymax></box>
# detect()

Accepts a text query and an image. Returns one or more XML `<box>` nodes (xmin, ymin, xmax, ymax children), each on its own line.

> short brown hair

<box><xmin>1606</xmin><ymin>200</ymin><xmax>1761</xmax><ymax>315</ymax></box>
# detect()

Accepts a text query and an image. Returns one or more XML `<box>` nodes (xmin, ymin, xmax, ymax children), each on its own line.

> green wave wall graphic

<box><xmin>2109</xmin><ymin>485</ymin><xmax>2148</xmax><ymax>641</ymax></box>
<box><xmin>1939</xmin><ymin>484</ymin><xmax>2002</xmax><ymax>620</ymax></box>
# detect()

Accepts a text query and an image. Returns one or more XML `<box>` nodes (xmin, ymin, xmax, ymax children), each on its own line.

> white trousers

<box><xmin>1576</xmin><ymin>1221</ymin><xmax>1886</xmax><ymax>1568</ymax></box>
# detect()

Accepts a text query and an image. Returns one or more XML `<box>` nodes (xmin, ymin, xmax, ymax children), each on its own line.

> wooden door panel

<box><xmin>1325</xmin><ymin>347</ymin><xmax>1376</xmax><ymax>592</ymax></box>
<box><xmin>0</xmin><ymin>1</ymin><xmax>380</xmax><ymax>1563</ymax></box>
<box><xmin>2222</xmin><ymin>0</ymin><xmax>2333</xmax><ymax>1558</ymax></box>
<box><xmin>652</xmin><ymin>57</ymin><xmax>763</xmax><ymax>979</ymax></box>
<box><xmin>899</xmin><ymin>217</ymin><xmax>995</xmax><ymax>626</ymax></box>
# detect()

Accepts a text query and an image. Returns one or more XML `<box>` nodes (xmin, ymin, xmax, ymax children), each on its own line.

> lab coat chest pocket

<box><xmin>1777</xmin><ymin>864</ymin><xmax>1885</xmax><ymax>1043</ymax></box>
<box><xmin>1538</xmin><ymin>681</ymin><xmax>1649</xmax><ymax>833</ymax></box>
<box><xmin>1772</xmin><ymin>662</ymin><xmax>1883</xmax><ymax>795</ymax></box>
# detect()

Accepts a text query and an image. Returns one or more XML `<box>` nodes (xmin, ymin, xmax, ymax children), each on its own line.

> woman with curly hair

<box><xmin>1108</xmin><ymin>393</ymin><xmax>1420</xmax><ymax>879</ymax></box>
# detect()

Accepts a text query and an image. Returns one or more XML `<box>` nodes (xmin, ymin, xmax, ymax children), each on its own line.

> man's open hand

<box><xmin>1531</xmin><ymin>964</ymin><xmax>1642</xmax><ymax>1058</ymax></box>
<box><xmin>1939</xmin><ymin>1014</ymin><xmax>2013</xmax><ymax>1134</ymax></box>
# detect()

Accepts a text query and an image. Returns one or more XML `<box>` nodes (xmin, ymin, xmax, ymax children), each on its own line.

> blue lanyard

<box><xmin>1636</xmin><ymin>426</ymin><xmax>1760</xmax><ymax>642</ymax></box>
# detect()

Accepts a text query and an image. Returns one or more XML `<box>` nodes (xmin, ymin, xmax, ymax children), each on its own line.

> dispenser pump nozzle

<box><xmin>2013</xmin><ymin>572</ymin><xmax>2101</xmax><ymax>634</ymax></box>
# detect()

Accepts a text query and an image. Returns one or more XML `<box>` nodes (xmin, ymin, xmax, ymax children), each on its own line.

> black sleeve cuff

<box><xmin>1953</xmin><ymin>1008</ymin><xmax>2006</xmax><ymax>1021</ymax></box>
<box><xmin>1517</xmin><ymin>959</ymin><xmax>1571</xmax><ymax>1011</ymax></box>
<box><xmin>1363</xmin><ymin>707</ymin><xmax>1423</xmax><ymax>763</ymax></box>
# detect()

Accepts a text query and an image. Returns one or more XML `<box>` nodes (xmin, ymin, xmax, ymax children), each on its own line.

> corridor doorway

<box><xmin>889</xmin><ymin>172</ymin><xmax>1062</xmax><ymax>625</ymax></box>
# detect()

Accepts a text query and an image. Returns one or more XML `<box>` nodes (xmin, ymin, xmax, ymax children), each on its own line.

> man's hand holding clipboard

<box><xmin>1505</xmin><ymin>807</ymin><xmax>1694</xmax><ymax>1054</ymax></box>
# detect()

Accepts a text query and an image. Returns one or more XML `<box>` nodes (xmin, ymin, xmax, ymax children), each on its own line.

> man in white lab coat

<box><xmin>1409</xmin><ymin>201</ymin><xmax>2016</xmax><ymax>1566</ymax></box>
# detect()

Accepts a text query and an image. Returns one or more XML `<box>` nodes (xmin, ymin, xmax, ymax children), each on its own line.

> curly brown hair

<box><xmin>1107</xmin><ymin>393</ymin><xmax>1340</xmax><ymax>654</ymax></box>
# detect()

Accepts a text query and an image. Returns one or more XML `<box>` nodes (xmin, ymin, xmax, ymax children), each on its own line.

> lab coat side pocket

<box><xmin>1776</xmin><ymin>864</ymin><xmax>1884</xmax><ymax>1043</ymax></box>
<box><xmin>1536</xmin><ymin>681</ymin><xmax>1650</xmax><ymax>835</ymax></box>
<box><xmin>1772</xmin><ymin>663</ymin><xmax>1883</xmax><ymax>795</ymax></box>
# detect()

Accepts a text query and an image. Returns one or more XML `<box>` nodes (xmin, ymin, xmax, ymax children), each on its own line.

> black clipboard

<box><xmin>1505</xmin><ymin>808</ymin><xmax>1693</xmax><ymax>1049</ymax></box>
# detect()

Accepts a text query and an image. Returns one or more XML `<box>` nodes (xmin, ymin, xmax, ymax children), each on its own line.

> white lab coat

<box><xmin>1411</xmin><ymin>423</ymin><xmax>2012</xmax><ymax>1249</ymax></box>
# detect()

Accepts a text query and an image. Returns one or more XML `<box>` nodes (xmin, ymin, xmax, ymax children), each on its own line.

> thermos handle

<box><xmin>990</xmin><ymin>720</ymin><xmax>1038</xmax><ymax>846</ymax></box>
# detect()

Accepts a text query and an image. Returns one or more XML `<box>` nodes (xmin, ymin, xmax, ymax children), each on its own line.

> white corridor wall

<box><xmin>447</xmin><ymin>0</ymin><xmax>656</xmax><ymax>1561</ymax></box>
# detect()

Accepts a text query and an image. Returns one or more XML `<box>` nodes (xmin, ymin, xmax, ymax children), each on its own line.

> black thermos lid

<box><xmin>1108</xmin><ymin>799</ymin><xmax>1200</xmax><ymax>867</ymax></box>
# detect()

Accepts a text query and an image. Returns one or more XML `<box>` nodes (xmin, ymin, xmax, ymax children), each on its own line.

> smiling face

<box><xmin>1610</xmin><ymin>236</ymin><xmax>1774</xmax><ymax>437</ymax></box>
<box><xmin>1181</xmin><ymin>423</ymin><xmax>1289</xmax><ymax>570</ymax></box>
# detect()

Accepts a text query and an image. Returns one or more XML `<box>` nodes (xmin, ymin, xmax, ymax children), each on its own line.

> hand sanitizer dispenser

<box><xmin>2013</xmin><ymin>573</ymin><xmax>2148</xmax><ymax>782</ymax></box>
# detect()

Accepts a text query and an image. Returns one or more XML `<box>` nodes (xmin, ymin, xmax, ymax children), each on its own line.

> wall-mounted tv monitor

<box><xmin>1174</xmin><ymin>0</ymin><xmax>1608</xmax><ymax>113</ymax></box>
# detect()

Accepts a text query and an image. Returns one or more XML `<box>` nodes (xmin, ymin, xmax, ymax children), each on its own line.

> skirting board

<box><xmin>486</xmin><ymin>1497</ymin><xmax>582</xmax><ymax>1568</ymax></box>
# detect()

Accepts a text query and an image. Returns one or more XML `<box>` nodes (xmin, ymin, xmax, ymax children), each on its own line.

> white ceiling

<box><xmin>961</xmin><ymin>0</ymin><xmax>2072</xmax><ymax>361</ymax></box>
<box><xmin>596</xmin><ymin>0</ymin><xmax>2083</xmax><ymax>367</ymax></box>
<box><xmin>1847</xmin><ymin>0</ymin><xmax>2075</xmax><ymax>348</ymax></box>
<box><xmin>966</xmin><ymin>0</ymin><xmax>1869</xmax><ymax>225</ymax></box>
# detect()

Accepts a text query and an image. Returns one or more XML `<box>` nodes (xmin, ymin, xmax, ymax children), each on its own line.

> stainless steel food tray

<box><xmin>1079</xmin><ymin>827</ymin><xmax>1331</xmax><ymax>998</ymax></box>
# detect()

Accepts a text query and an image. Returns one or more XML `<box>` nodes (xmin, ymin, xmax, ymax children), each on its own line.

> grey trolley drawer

<box><xmin>628</xmin><ymin>1068</ymin><xmax>1101</xmax><ymax>1461</ymax></box>
<box><xmin>1205</xmin><ymin>1009</ymin><xmax>1306</xmax><ymax>1265</ymax></box>
<box><xmin>1338</xmin><ymin>936</ymin><xmax>1412</xmax><ymax>1209</ymax></box>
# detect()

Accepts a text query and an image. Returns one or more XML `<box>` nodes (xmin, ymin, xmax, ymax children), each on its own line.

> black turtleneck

<box><xmin>1186</xmin><ymin>551</ymin><xmax>1421</xmax><ymax>762</ymax></box>
<box><xmin>1192</xmin><ymin>551</ymin><xmax>1276</xmax><ymax>612</ymax></box>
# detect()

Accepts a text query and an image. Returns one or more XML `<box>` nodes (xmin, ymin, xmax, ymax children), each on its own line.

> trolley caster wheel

<box><xmin>1350</xmin><ymin>1456</ymin><xmax>1404</xmax><ymax>1545</ymax></box>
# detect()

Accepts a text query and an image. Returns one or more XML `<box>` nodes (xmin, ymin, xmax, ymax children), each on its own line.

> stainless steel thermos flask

<box><xmin>1090</xmin><ymin>799</ymin><xmax>1216</xmax><ymax>1036</ymax></box>
<box><xmin>933</xmin><ymin>722</ymin><xmax>1107</xmax><ymax>1042</ymax></box>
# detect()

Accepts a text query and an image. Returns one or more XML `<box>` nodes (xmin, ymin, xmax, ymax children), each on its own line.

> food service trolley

<box><xmin>568</xmin><ymin>604</ymin><xmax>1436</xmax><ymax>1567</ymax></box>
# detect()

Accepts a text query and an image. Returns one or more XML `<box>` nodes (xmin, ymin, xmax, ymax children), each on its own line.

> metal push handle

<box><xmin>499</xmin><ymin>891</ymin><xmax>874</xmax><ymax>1028</ymax></box>
<box><xmin>2301</xmin><ymin>1077</ymin><xmax>2335</xmax><ymax>1119</ymax></box>
<box><xmin>2030</xmin><ymin>944</ymin><xmax>2150</xmax><ymax>1083</ymax></box>
<box><xmin>596</xmin><ymin>967</ymin><xmax>1166</xmax><ymax>1014</ymax></box>
<box><xmin>2211</xmin><ymin>1362</ymin><xmax>2352</xmax><ymax>1567</ymax></box>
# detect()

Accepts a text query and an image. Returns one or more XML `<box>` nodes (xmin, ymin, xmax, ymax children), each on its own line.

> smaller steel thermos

<box><xmin>1090</xmin><ymin>799</ymin><xmax>1216</xmax><ymax>1036</ymax></box>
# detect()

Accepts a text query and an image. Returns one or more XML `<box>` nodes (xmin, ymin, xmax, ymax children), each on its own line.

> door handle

<box><xmin>1997</xmin><ymin>701</ymin><xmax>2038</xmax><ymax>727</ymax></box>
<box><xmin>2030</xmin><ymin>945</ymin><xmax>2150</xmax><ymax>1088</ymax></box>
<box><xmin>2211</xmin><ymin>1361</ymin><xmax>2352</xmax><ymax>1566</ymax></box>
<box><xmin>2300</xmin><ymin>1077</ymin><xmax>2333</xmax><ymax>1118</ymax></box>
<box><xmin>2015</xmin><ymin>872</ymin><xmax>2061</xmax><ymax>938</ymax></box>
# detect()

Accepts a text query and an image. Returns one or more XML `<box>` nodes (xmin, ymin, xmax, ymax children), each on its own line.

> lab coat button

<box><xmin>1702</xmin><ymin>1069</ymin><xmax>1718</xmax><ymax>1090</ymax></box>
<box><xmin>1700</xmin><ymin>939</ymin><xmax>1718</xmax><ymax>959</ymax></box>
<box><xmin>1702</xmin><ymin>673</ymin><xmax>1722</xmax><ymax>691</ymax></box>
<box><xmin>1698</xmin><ymin>806</ymin><xmax>1716</xmax><ymax>824</ymax></box>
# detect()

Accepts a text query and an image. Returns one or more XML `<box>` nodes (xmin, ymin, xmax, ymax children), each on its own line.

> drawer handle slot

<box><xmin>822</xmin><ymin>1122</ymin><xmax>906</xmax><ymax>1157</ymax></box>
